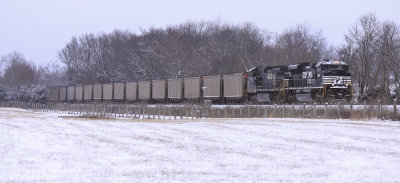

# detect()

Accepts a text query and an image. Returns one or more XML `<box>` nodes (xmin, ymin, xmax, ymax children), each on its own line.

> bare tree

<box><xmin>1</xmin><ymin>52</ymin><xmax>37</xmax><ymax>89</ymax></box>
<box><xmin>340</xmin><ymin>13</ymin><xmax>380</xmax><ymax>98</ymax></box>
<box><xmin>37</xmin><ymin>61</ymin><xmax>67</xmax><ymax>87</ymax></box>
<box><xmin>273</xmin><ymin>24</ymin><xmax>326</xmax><ymax>66</ymax></box>
<box><xmin>58</xmin><ymin>21</ymin><xmax>326</xmax><ymax>84</ymax></box>
<box><xmin>376</xmin><ymin>21</ymin><xmax>400</xmax><ymax>99</ymax></box>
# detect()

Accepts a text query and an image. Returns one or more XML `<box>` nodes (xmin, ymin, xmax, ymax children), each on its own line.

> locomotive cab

<box><xmin>316</xmin><ymin>60</ymin><xmax>352</xmax><ymax>99</ymax></box>
<box><xmin>247</xmin><ymin>66</ymin><xmax>263</xmax><ymax>94</ymax></box>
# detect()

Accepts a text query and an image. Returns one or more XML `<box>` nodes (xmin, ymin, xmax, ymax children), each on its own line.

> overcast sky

<box><xmin>1</xmin><ymin>0</ymin><xmax>399</xmax><ymax>65</ymax></box>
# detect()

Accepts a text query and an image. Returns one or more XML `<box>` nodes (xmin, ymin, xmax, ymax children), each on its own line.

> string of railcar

<box><xmin>48</xmin><ymin>60</ymin><xmax>353</xmax><ymax>103</ymax></box>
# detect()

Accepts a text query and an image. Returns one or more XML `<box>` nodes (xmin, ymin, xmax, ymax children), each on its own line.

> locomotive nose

<box><xmin>336</xmin><ymin>92</ymin><xmax>345</xmax><ymax>99</ymax></box>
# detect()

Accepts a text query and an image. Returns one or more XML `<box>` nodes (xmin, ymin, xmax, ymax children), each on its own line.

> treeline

<box><xmin>58</xmin><ymin>22</ymin><xmax>328</xmax><ymax>84</ymax></box>
<box><xmin>338</xmin><ymin>14</ymin><xmax>400</xmax><ymax>101</ymax></box>
<box><xmin>0</xmin><ymin>52</ymin><xmax>65</xmax><ymax>102</ymax></box>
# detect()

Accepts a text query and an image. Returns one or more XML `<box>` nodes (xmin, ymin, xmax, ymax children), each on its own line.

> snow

<box><xmin>1</xmin><ymin>107</ymin><xmax>400</xmax><ymax>182</ymax></box>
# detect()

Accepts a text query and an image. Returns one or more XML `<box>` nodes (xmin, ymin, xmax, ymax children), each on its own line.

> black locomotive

<box><xmin>247</xmin><ymin>60</ymin><xmax>352</xmax><ymax>103</ymax></box>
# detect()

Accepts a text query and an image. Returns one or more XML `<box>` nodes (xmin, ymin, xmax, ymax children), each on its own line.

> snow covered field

<box><xmin>1</xmin><ymin>108</ymin><xmax>400</xmax><ymax>182</ymax></box>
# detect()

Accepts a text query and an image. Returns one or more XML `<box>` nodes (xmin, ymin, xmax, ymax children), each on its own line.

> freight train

<box><xmin>48</xmin><ymin>60</ymin><xmax>353</xmax><ymax>103</ymax></box>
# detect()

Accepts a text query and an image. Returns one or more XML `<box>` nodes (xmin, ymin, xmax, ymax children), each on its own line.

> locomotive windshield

<box><xmin>321</xmin><ymin>64</ymin><xmax>348</xmax><ymax>71</ymax></box>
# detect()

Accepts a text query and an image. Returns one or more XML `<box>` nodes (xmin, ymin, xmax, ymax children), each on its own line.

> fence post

<box><xmin>133</xmin><ymin>106</ymin><xmax>135</xmax><ymax>118</ymax></box>
<box><xmin>196</xmin><ymin>107</ymin><xmax>199</xmax><ymax>119</ymax></box>
<box><xmin>377</xmin><ymin>100</ymin><xmax>381</xmax><ymax>119</ymax></box>
<box><xmin>162</xmin><ymin>106</ymin><xmax>165</xmax><ymax>119</ymax></box>
<box><xmin>325</xmin><ymin>102</ymin><xmax>328</xmax><ymax>118</ymax></box>
<box><xmin>204</xmin><ymin>105</ymin><xmax>208</xmax><ymax>118</ymax></box>
<box><xmin>394</xmin><ymin>99</ymin><xmax>397</xmax><ymax>120</ymax></box>
<box><xmin>363</xmin><ymin>100</ymin><xmax>366</xmax><ymax>119</ymax></box>
<box><xmin>337</xmin><ymin>102</ymin><xmax>341</xmax><ymax>119</ymax></box>
<box><xmin>350</xmin><ymin>102</ymin><xmax>353</xmax><ymax>119</ymax></box>
<box><xmin>147</xmin><ymin>106</ymin><xmax>150</xmax><ymax>119</ymax></box>
<box><xmin>152</xmin><ymin>107</ymin><xmax>155</xmax><ymax>119</ymax></box>
<box><xmin>200</xmin><ymin>107</ymin><xmax>203</xmax><ymax>119</ymax></box>
<box><xmin>134</xmin><ymin>106</ymin><xmax>137</xmax><ymax>118</ymax></box>
<box><xmin>302</xmin><ymin>104</ymin><xmax>305</xmax><ymax>118</ymax></box>
<box><xmin>292</xmin><ymin>103</ymin><xmax>294</xmax><ymax>117</ymax></box>
<box><xmin>247</xmin><ymin>105</ymin><xmax>250</xmax><ymax>118</ymax></box>
<box><xmin>231</xmin><ymin>107</ymin><xmax>234</xmax><ymax>118</ymax></box>
<box><xmin>156</xmin><ymin>106</ymin><xmax>159</xmax><ymax>120</ymax></box>
<box><xmin>174</xmin><ymin>107</ymin><xmax>177</xmax><ymax>120</ymax></box>
<box><xmin>239</xmin><ymin>106</ymin><xmax>242</xmax><ymax>118</ymax></box>
<box><xmin>132</xmin><ymin>106</ymin><xmax>135</xmax><ymax>118</ymax></box>
<box><xmin>274</xmin><ymin>104</ymin><xmax>276</xmax><ymax>117</ymax></box>
<box><xmin>264</xmin><ymin>105</ymin><xmax>267</xmax><ymax>118</ymax></box>
<box><xmin>156</xmin><ymin>106</ymin><xmax>160</xmax><ymax>120</ymax></box>
<box><xmin>224</xmin><ymin>107</ymin><xmax>227</xmax><ymax>118</ymax></box>
<box><xmin>103</xmin><ymin>104</ymin><xmax>106</xmax><ymax>117</ymax></box>
<box><xmin>188</xmin><ymin>106</ymin><xmax>191</xmax><ymax>119</ymax></box>
<box><xmin>257</xmin><ymin>105</ymin><xmax>260</xmax><ymax>117</ymax></box>
<box><xmin>313</xmin><ymin>103</ymin><xmax>316</xmax><ymax>118</ymax></box>
<box><xmin>124</xmin><ymin>105</ymin><xmax>127</xmax><ymax>118</ymax></box>
<box><xmin>134</xmin><ymin>106</ymin><xmax>137</xmax><ymax>119</ymax></box>
<box><xmin>139</xmin><ymin>106</ymin><xmax>142</xmax><ymax>119</ymax></box>
<box><xmin>179</xmin><ymin>106</ymin><xmax>183</xmax><ymax>119</ymax></box>
<box><xmin>169</xmin><ymin>107</ymin><xmax>172</xmax><ymax>119</ymax></box>
<box><xmin>142</xmin><ymin>106</ymin><xmax>145</xmax><ymax>119</ymax></box>
<box><xmin>282</xmin><ymin>104</ymin><xmax>285</xmax><ymax>118</ymax></box>
<box><xmin>119</xmin><ymin>105</ymin><xmax>122</xmax><ymax>118</ymax></box>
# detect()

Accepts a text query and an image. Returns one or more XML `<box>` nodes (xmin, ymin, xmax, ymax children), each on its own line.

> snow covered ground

<box><xmin>1</xmin><ymin>108</ymin><xmax>400</xmax><ymax>182</ymax></box>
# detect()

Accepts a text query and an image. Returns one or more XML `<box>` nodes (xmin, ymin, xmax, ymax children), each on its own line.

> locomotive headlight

<box><xmin>346</xmin><ymin>84</ymin><xmax>348</xmax><ymax>87</ymax></box>
<box><xmin>332</xmin><ymin>84</ymin><xmax>335</xmax><ymax>87</ymax></box>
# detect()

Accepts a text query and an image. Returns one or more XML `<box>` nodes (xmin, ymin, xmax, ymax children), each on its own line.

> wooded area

<box><xmin>58</xmin><ymin>22</ymin><xmax>327</xmax><ymax>83</ymax></box>
<box><xmin>0</xmin><ymin>13</ymin><xmax>399</xmax><ymax>103</ymax></box>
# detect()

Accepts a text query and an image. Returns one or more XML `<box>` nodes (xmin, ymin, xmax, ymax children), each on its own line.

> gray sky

<box><xmin>1</xmin><ymin>0</ymin><xmax>399</xmax><ymax>65</ymax></box>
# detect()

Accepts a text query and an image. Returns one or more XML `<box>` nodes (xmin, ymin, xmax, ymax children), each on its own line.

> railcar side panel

<box><xmin>152</xmin><ymin>80</ymin><xmax>166</xmax><ymax>99</ymax></box>
<box><xmin>184</xmin><ymin>77</ymin><xmax>201</xmax><ymax>99</ymax></box>
<box><xmin>93</xmin><ymin>84</ymin><xmax>102</xmax><ymax>100</ymax></box>
<box><xmin>223</xmin><ymin>74</ymin><xmax>245</xmax><ymax>98</ymax></box>
<box><xmin>83</xmin><ymin>84</ymin><xmax>93</xmax><ymax>100</ymax></box>
<box><xmin>67</xmin><ymin>86</ymin><xmax>75</xmax><ymax>101</ymax></box>
<box><xmin>126</xmin><ymin>82</ymin><xmax>137</xmax><ymax>100</ymax></box>
<box><xmin>102</xmin><ymin>84</ymin><xmax>113</xmax><ymax>100</ymax></box>
<box><xmin>59</xmin><ymin>87</ymin><xmax>67</xmax><ymax>101</ymax></box>
<box><xmin>138</xmin><ymin>81</ymin><xmax>151</xmax><ymax>100</ymax></box>
<box><xmin>167</xmin><ymin>79</ymin><xmax>183</xmax><ymax>99</ymax></box>
<box><xmin>203</xmin><ymin>75</ymin><xmax>221</xmax><ymax>98</ymax></box>
<box><xmin>113</xmin><ymin>82</ymin><xmax>125</xmax><ymax>100</ymax></box>
<box><xmin>75</xmin><ymin>85</ymin><xmax>83</xmax><ymax>101</ymax></box>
